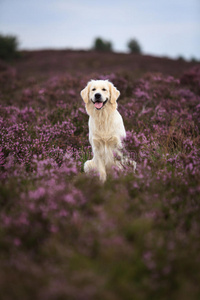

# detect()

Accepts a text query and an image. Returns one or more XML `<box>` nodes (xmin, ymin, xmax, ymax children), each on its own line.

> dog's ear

<box><xmin>80</xmin><ymin>82</ymin><xmax>91</xmax><ymax>104</ymax></box>
<box><xmin>109</xmin><ymin>82</ymin><xmax>120</xmax><ymax>104</ymax></box>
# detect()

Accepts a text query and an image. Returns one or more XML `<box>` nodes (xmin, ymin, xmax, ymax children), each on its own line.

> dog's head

<box><xmin>80</xmin><ymin>80</ymin><xmax>120</xmax><ymax>112</ymax></box>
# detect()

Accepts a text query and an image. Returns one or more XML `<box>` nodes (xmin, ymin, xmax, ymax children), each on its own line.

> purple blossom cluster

<box><xmin>0</xmin><ymin>55</ymin><xmax>200</xmax><ymax>300</ymax></box>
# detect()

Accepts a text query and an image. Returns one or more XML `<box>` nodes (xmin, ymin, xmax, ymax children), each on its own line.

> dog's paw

<box><xmin>99</xmin><ymin>171</ymin><xmax>107</xmax><ymax>183</ymax></box>
<box><xmin>84</xmin><ymin>160</ymin><xmax>95</xmax><ymax>173</ymax></box>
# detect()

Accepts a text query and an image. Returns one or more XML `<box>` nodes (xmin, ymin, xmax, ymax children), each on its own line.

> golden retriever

<box><xmin>80</xmin><ymin>79</ymin><xmax>136</xmax><ymax>182</ymax></box>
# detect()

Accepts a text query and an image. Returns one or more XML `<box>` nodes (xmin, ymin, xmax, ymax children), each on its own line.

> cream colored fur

<box><xmin>80</xmin><ymin>80</ymin><xmax>136</xmax><ymax>182</ymax></box>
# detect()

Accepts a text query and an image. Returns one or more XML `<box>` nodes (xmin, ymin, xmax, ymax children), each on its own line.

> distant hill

<box><xmin>13</xmin><ymin>50</ymin><xmax>199</xmax><ymax>79</ymax></box>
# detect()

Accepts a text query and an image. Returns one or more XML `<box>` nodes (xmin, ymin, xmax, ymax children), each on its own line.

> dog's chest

<box><xmin>90</xmin><ymin>115</ymin><xmax>115</xmax><ymax>139</ymax></box>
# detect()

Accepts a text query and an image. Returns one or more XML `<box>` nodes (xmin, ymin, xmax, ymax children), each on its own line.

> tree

<box><xmin>127</xmin><ymin>39</ymin><xmax>142</xmax><ymax>54</ymax></box>
<box><xmin>0</xmin><ymin>34</ymin><xmax>19</xmax><ymax>60</ymax></box>
<box><xmin>93</xmin><ymin>37</ymin><xmax>113</xmax><ymax>52</ymax></box>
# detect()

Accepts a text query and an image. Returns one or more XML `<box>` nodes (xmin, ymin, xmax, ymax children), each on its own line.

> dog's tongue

<box><xmin>94</xmin><ymin>102</ymin><xmax>103</xmax><ymax>109</ymax></box>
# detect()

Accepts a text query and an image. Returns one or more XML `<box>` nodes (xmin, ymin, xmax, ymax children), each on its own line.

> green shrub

<box><xmin>0</xmin><ymin>34</ymin><xmax>19</xmax><ymax>60</ymax></box>
<box><xmin>93</xmin><ymin>37</ymin><xmax>113</xmax><ymax>52</ymax></box>
<box><xmin>127</xmin><ymin>38</ymin><xmax>142</xmax><ymax>54</ymax></box>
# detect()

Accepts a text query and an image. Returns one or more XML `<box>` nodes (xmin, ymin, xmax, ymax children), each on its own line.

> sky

<box><xmin>0</xmin><ymin>0</ymin><xmax>200</xmax><ymax>60</ymax></box>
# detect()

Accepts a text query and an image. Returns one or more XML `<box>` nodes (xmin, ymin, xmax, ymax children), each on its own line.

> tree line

<box><xmin>0</xmin><ymin>33</ymin><xmax>142</xmax><ymax>60</ymax></box>
<box><xmin>93</xmin><ymin>37</ymin><xmax>142</xmax><ymax>54</ymax></box>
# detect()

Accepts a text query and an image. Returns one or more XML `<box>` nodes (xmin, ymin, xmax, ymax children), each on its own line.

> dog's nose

<box><xmin>95</xmin><ymin>93</ymin><xmax>101</xmax><ymax>100</ymax></box>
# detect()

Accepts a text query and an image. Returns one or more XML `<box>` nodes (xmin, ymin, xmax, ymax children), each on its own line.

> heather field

<box><xmin>0</xmin><ymin>51</ymin><xmax>200</xmax><ymax>300</ymax></box>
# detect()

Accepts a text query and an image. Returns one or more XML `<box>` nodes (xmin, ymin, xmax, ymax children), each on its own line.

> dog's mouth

<box><xmin>92</xmin><ymin>99</ymin><xmax>108</xmax><ymax>110</ymax></box>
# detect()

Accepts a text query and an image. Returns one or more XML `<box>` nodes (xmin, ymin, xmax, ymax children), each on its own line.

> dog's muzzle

<box><xmin>92</xmin><ymin>93</ymin><xmax>108</xmax><ymax>110</ymax></box>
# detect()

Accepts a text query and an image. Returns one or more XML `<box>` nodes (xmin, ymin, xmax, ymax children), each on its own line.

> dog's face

<box><xmin>80</xmin><ymin>80</ymin><xmax>120</xmax><ymax>111</ymax></box>
<box><xmin>89</xmin><ymin>80</ymin><xmax>110</xmax><ymax>110</ymax></box>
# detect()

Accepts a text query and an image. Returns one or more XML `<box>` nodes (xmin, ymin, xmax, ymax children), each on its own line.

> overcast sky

<box><xmin>0</xmin><ymin>0</ymin><xmax>200</xmax><ymax>59</ymax></box>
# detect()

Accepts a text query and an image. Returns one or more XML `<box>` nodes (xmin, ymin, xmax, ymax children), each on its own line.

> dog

<box><xmin>80</xmin><ymin>79</ymin><xmax>136</xmax><ymax>182</ymax></box>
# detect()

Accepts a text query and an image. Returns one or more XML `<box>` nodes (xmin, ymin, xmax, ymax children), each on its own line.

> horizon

<box><xmin>16</xmin><ymin>47</ymin><xmax>198</xmax><ymax>63</ymax></box>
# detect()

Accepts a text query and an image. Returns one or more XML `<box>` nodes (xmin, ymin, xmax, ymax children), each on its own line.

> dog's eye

<box><xmin>92</xmin><ymin>88</ymin><xmax>96</xmax><ymax>91</ymax></box>
<box><xmin>102</xmin><ymin>88</ymin><xmax>107</xmax><ymax>91</ymax></box>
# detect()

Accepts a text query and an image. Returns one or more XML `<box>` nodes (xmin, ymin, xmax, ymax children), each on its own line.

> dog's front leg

<box><xmin>93</xmin><ymin>138</ymin><xmax>107</xmax><ymax>183</ymax></box>
<box><xmin>96</xmin><ymin>157</ymin><xmax>106</xmax><ymax>182</ymax></box>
